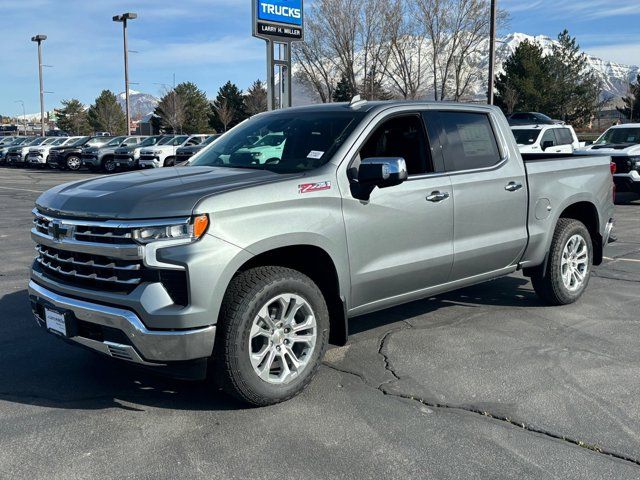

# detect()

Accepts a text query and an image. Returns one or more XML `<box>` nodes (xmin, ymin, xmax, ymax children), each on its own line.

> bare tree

<box><xmin>502</xmin><ymin>84</ymin><xmax>519</xmax><ymax>114</ymax></box>
<box><xmin>213</xmin><ymin>97</ymin><xmax>234</xmax><ymax>132</ymax></box>
<box><xmin>156</xmin><ymin>88</ymin><xmax>185</xmax><ymax>133</ymax></box>
<box><xmin>383</xmin><ymin>0</ymin><xmax>428</xmax><ymax>99</ymax></box>
<box><xmin>244</xmin><ymin>79</ymin><xmax>268</xmax><ymax>116</ymax></box>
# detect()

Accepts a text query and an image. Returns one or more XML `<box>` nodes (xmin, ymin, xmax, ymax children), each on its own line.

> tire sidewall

<box><xmin>549</xmin><ymin>221</ymin><xmax>593</xmax><ymax>303</ymax></box>
<box><xmin>223</xmin><ymin>273</ymin><xmax>329</xmax><ymax>404</ymax></box>
<box><xmin>66</xmin><ymin>155</ymin><xmax>81</xmax><ymax>171</ymax></box>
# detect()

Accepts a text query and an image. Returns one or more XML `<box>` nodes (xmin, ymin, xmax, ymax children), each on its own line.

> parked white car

<box><xmin>139</xmin><ymin>134</ymin><xmax>208</xmax><ymax>168</ymax></box>
<box><xmin>26</xmin><ymin>137</ymin><xmax>81</xmax><ymax>167</ymax></box>
<box><xmin>511</xmin><ymin>124</ymin><xmax>580</xmax><ymax>154</ymax></box>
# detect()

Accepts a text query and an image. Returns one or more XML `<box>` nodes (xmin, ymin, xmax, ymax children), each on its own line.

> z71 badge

<box><xmin>298</xmin><ymin>181</ymin><xmax>331</xmax><ymax>194</ymax></box>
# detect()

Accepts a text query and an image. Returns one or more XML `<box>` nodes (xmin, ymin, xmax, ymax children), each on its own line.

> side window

<box><xmin>358</xmin><ymin>115</ymin><xmax>432</xmax><ymax>175</ymax></box>
<box><xmin>439</xmin><ymin>112</ymin><xmax>501</xmax><ymax>171</ymax></box>
<box><xmin>124</xmin><ymin>138</ymin><xmax>138</xmax><ymax>145</ymax></box>
<box><xmin>540</xmin><ymin>129</ymin><xmax>557</xmax><ymax>147</ymax></box>
<box><xmin>557</xmin><ymin>129</ymin><xmax>573</xmax><ymax>145</ymax></box>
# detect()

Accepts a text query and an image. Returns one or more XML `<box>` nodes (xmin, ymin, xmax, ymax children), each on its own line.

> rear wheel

<box><xmin>163</xmin><ymin>156</ymin><xmax>175</xmax><ymax>167</ymax></box>
<box><xmin>531</xmin><ymin>218</ymin><xmax>593</xmax><ymax>305</ymax></box>
<box><xmin>66</xmin><ymin>155</ymin><xmax>82</xmax><ymax>171</ymax></box>
<box><xmin>215</xmin><ymin>266</ymin><xmax>329</xmax><ymax>406</ymax></box>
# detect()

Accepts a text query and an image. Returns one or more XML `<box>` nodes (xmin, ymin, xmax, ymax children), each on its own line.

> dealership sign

<box><xmin>253</xmin><ymin>0</ymin><xmax>303</xmax><ymax>42</ymax></box>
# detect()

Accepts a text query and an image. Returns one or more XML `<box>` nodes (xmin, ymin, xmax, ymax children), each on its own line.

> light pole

<box><xmin>487</xmin><ymin>0</ymin><xmax>497</xmax><ymax>105</ymax></box>
<box><xmin>31</xmin><ymin>34</ymin><xmax>47</xmax><ymax>136</ymax></box>
<box><xmin>15</xmin><ymin>100</ymin><xmax>26</xmax><ymax>136</ymax></box>
<box><xmin>113</xmin><ymin>12</ymin><xmax>137</xmax><ymax>135</ymax></box>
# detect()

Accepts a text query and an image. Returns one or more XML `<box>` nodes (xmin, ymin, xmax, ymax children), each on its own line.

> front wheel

<box><xmin>66</xmin><ymin>155</ymin><xmax>82</xmax><ymax>171</ymax></box>
<box><xmin>163</xmin><ymin>156</ymin><xmax>175</xmax><ymax>167</ymax></box>
<box><xmin>215</xmin><ymin>266</ymin><xmax>329</xmax><ymax>406</ymax></box>
<box><xmin>102</xmin><ymin>157</ymin><xmax>117</xmax><ymax>173</ymax></box>
<box><xmin>531</xmin><ymin>218</ymin><xmax>593</xmax><ymax>305</ymax></box>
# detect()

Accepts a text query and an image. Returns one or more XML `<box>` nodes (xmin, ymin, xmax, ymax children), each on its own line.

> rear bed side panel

<box><xmin>520</xmin><ymin>155</ymin><xmax>614</xmax><ymax>268</ymax></box>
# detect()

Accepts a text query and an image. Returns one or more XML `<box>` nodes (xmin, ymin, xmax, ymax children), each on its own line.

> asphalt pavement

<box><xmin>1</xmin><ymin>168</ymin><xmax>639</xmax><ymax>479</ymax></box>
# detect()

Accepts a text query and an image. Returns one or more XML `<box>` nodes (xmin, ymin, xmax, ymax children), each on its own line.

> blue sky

<box><xmin>1</xmin><ymin>0</ymin><xmax>639</xmax><ymax>116</ymax></box>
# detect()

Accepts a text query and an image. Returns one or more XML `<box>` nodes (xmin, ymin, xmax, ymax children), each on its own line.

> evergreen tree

<box><xmin>332</xmin><ymin>74</ymin><xmax>357</xmax><ymax>102</ymax></box>
<box><xmin>209</xmin><ymin>81</ymin><xmax>247</xmax><ymax>132</ymax></box>
<box><xmin>617</xmin><ymin>74</ymin><xmax>640</xmax><ymax>122</ymax></box>
<box><xmin>87</xmin><ymin>90</ymin><xmax>127</xmax><ymax>135</ymax></box>
<box><xmin>495</xmin><ymin>40</ymin><xmax>552</xmax><ymax>114</ymax></box>
<box><xmin>55</xmin><ymin>99</ymin><xmax>91</xmax><ymax>135</ymax></box>
<box><xmin>244</xmin><ymin>80</ymin><xmax>268</xmax><ymax>116</ymax></box>
<box><xmin>547</xmin><ymin>30</ymin><xmax>600</xmax><ymax>125</ymax></box>
<box><xmin>174</xmin><ymin>82</ymin><xmax>210</xmax><ymax>133</ymax></box>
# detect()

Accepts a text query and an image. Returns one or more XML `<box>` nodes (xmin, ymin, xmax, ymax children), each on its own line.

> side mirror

<box><xmin>351</xmin><ymin>157</ymin><xmax>408</xmax><ymax>201</ymax></box>
<box><xmin>541</xmin><ymin>140</ymin><xmax>554</xmax><ymax>151</ymax></box>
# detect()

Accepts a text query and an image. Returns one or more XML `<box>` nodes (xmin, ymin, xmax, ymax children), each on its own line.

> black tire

<box><xmin>163</xmin><ymin>156</ymin><xmax>175</xmax><ymax>167</ymax></box>
<box><xmin>531</xmin><ymin>218</ymin><xmax>593</xmax><ymax>305</ymax></box>
<box><xmin>102</xmin><ymin>156</ymin><xmax>117</xmax><ymax>173</ymax></box>
<box><xmin>66</xmin><ymin>155</ymin><xmax>82</xmax><ymax>171</ymax></box>
<box><xmin>215</xmin><ymin>266</ymin><xmax>330</xmax><ymax>406</ymax></box>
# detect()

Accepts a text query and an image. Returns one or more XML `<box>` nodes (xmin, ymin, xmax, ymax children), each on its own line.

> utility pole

<box><xmin>113</xmin><ymin>12</ymin><xmax>137</xmax><ymax>135</ymax></box>
<box><xmin>31</xmin><ymin>34</ymin><xmax>47</xmax><ymax>136</ymax></box>
<box><xmin>487</xmin><ymin>0</ymin><xmax>497</xmax><ymax>105</ymax></box>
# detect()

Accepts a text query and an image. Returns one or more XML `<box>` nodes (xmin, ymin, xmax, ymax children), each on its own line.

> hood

<box><xmin>578</xmin><ymin>144</ymin><xmax>640</xmax><ymax>155</ymax></box>
<box><xmin>35</xmin><ymin>166</ymin><xmax>297</xmax><ymax>219</ymax></box>
<box><xmin>115</xmin><ymin>146</ymin><xmax>137</xmax><ymax>154</ymax></box>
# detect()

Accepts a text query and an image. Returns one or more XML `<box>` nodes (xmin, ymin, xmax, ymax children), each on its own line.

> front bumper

<box><xmin>27</xmin><ymin>153</ymin><xmax>47</xmax><ymax>164</ymax></box>
<box><xmin>29</xmin><ymin>280</ymin><xmax>216</xmax><ymax>365</ymax></box>
<box><xmin>139</xmin><ymin>156</ymin><xmax>161</xmax><ymax>168</ymax></box>
<box><xmin>114</xmin><ymin>155</ymin><xmax>136</xmax><ymax>168</ymax></box>
<box><xmin>613</xmin><ymin>171</ymin><xmax>640</xmax><ymax>193</ymax></box>
<box><xmin>81</xmin><ymin>154</ymin><xmax>100</xmax><ymax>167</ymax></box>
<box><xmin>6</xmin><ymin>153</ymin><xmax>25</xmax><ymax>165</ymax></box>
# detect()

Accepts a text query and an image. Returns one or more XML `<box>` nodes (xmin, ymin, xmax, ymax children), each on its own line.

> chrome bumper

<box><xmin>28</xmin><ymin>281</ymin><xmax>216</xmax><ymax>365</ymax></box>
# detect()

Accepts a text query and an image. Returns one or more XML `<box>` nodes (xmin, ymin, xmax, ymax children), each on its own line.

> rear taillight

<box><xmin>610</xmin><ymin>162</ymin><xmax>616</xmax><ymax>174</ymax></box>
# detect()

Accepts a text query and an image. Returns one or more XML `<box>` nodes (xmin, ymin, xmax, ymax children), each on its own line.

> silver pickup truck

<box><xmin>28</xmin><ymin>101</ymin><xmax>614</xmax><ymax>406</ymax></box>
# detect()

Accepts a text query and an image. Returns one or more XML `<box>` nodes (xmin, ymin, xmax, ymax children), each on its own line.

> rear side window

<box><xmin>556</xmin><ymin>128</ymin><xmax>574</xmax><ymax>145</ymax></box>
<box><xmin>540</xmin><ymin>129</ymin><xmax>557</xmax><ymax>147</ymax></box>
<box><xmin>439</xmin><ymin>112</ymin><xmax>501</xmax><ymax>171</ymax></box>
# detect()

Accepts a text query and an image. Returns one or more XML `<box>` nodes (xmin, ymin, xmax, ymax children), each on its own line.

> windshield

<box><xmin>201</xmin><ymin>134</ymin><xmax>221</xmax><ymax>146</ymax></box>
<box><xmin>157</xmin><ymin>136</ymin><xmax>177</xmax><ymax>146</ymax></box>
<box><xmin>138</xmin><ymin>136</ymin><xmax>161</xmax><ymax>147</ymax></box>
<box><xmin>105</xmin><ymin>136</ymin><xmax>126</xmax><ymax>147</ymax></box>
<box><xmin>52</xmin><ymin>138</ymin><xmax>67</xmax><ymax>145</ymax></box>
<box><xmin>29</xmin><ymin>138</ymin><xmax>47</xmax><ymax>146</ymax></box>
<box><xmin>190</xmin><ymin>111</ymin><xmax>364</xmax><ymax>173</ymax></box>
<box><xmin>595</xmin><ymin>127</ymin><xmax>640</xmax><ymax>145</ymax></box>
<box><xmin>86</xmin><ymin>137</ymin><xmax>109</xmax><ymax>147</ymax></box>
<box><xmin>69</xmin><ymin>136</ymin><xmax>90</xmax><ymax>146</ymax></box>
<box><xmin>160</xmin><ymin>135</ymin><xmax>188</xmax><ymax>146</ymax></box>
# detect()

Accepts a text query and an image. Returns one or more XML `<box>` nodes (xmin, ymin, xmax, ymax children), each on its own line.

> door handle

<box><xmin>505</xmin><ymin>181</ymin><xmax>523</xmax><ymax>192</ymax></box>
<box><xmin>426</xmin><ymin>191</ymin><xmax>450</xmax><ymax>202</ymax></box>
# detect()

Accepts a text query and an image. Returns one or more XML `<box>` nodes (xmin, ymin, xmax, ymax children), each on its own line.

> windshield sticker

<box><xmin>307</xmin><ymin>150</ymin><xmax>324</xmax><ymax>159</ymax></box>
<box><xmin>299</xmin><ymin>181</ymin><xmax>331</xmax><ymax>194</ymax></box>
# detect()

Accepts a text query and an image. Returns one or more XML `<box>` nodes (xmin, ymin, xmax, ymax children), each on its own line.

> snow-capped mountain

<box><xmin>116</xmin><ymin>90</ymin><xmax>159</xmax><ymax>120</ymax></box>
<box><xmin>292</xmin><ymin>32</ymin><xmax>639</xmax><ymax>104</ymax></box>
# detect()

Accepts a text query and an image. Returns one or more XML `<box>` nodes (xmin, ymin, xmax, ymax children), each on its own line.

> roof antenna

<box><xmin>349</xmin><ymin>95</ymin><xmax>367</xmax><ymax>108</ymax></box>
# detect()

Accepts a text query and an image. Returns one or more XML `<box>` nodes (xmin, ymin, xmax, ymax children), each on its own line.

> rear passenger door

<box><xmin>426</xmin><ymin>110</ymin><xmax>528</xmax><ymax>281</ymax></box>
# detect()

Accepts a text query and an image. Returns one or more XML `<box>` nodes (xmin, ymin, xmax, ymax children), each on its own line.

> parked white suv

<box><xmin>139</xmin><ymin>134</ymin><xmax>208</xmax><ymax>168</ymax></box>
<box><xmin>26</xmin><ymin>137</ymin><xmax>80</xmax><ymax>167</ymax></box>
<box><xmin>511</xmin><ymin>124</ymin><xmax>580</xmax><ymax>153</ymax></box>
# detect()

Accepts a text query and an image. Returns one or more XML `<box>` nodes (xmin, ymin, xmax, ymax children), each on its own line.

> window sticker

<box><xmin>307</xmin><ymin>150</ymin><xmax>324</xmax><ymax>159</ymax></box>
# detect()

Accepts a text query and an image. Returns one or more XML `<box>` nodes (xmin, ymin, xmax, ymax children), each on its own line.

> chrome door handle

<box><xmin>426</xmin><ymin>191</ymin><xmax>450</xmax><ymax>202</ymax></box>
<box><xmin>505</xmin><ymin>182</ymin><xmax>523</xmax><ymax>192</ymax></box>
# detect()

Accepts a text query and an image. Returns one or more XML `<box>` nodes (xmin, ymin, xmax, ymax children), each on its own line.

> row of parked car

<box><xmin>0</xmin><ymin>133</ymin><xmax>221</xmax><ymax>173</ymax></box>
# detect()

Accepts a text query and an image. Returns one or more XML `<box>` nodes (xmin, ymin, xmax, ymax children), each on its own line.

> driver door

<box><xmin>342</xmin><ymin>113</ymin><xmax>454</xmax><ymax>311</ymax></box>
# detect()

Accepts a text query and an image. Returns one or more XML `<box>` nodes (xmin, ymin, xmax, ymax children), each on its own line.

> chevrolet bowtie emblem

<box><xmin>48</xmin><ymin>220</ymin><xmax>70</xmax><ymax>241</ymax></box>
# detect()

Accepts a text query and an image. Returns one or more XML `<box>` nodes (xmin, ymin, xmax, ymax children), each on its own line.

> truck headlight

<box><xmin>132</xmin><ymin>215</ymin><xmax>209</xmax><ymax>244</ymax></box>
<box><xmin>630</xmin><ymin>156</ymin><xmax>640</xmax><ymax>169</ymax></box>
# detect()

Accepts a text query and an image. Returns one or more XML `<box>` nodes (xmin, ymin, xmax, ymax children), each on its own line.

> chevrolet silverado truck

<box><xmin>82</xmin><ymin>136</ymin><xmax>145</xmax><ymax>173</ymax></box>
<box><xmin>113</xmin><ymin>135</ymin><xmax>167</xmax><ymax>170</ymax></box>
<box><xmin>6</xmin><ymin>137</ymin><xmax>58</xmax><ymax>167</ymax></box>
<box><xmin>29</xmin><ymin>101</ymin><xmax>614</xmax><ymax>406</ymax></box>
<box><xmin>139</xmin><ymin>134</ymin><xmax>208</xmax><ymax>168</ymax></box>
<box><xmin>27</xmin><ymin>137</ymin><xmax>78</xmax><ymax>167</ymax></box>
<box><xmin>48</xmin><ymin>136</ymin><xmax>113</xmax><ymax>171</ymax></box>
<box><xmin>576</xmin><ymin>123</ymin><xmax>640</xmax><ymax>197</ymax></box>
<box><xmin>0</xmin><ymin>137</ymin><xmax>35</xmax><ymax>165</ymax></box>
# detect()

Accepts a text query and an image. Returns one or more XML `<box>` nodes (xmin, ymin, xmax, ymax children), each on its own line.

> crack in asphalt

<box><xmin>592</xmin><ymin>271</ymin><xmax>640</xmax><ymax>284</ymax></box>
<box><xmin>323</xmin><ymin>323</ymin><xmax>640</xmax><ymax>469</ymax></box>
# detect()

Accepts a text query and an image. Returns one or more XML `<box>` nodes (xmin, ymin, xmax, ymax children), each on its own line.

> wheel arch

<box><xmin>233</xmin><ymin>244</ymin><xmax>348</xmax><ymax>346</ymax></box>
<box><xmin>557</xmin><ymin>201</ymin><xmax>602</xmax><ymax>265</ymax></box>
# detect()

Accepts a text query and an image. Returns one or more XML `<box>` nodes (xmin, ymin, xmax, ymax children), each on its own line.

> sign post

<box><xmin>252</xmin><ymin>0</ymin><xmax>304</xmax><ymax>110</ymax></box>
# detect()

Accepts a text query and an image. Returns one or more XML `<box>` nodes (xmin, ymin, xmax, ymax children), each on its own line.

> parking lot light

<box><xmin>31</xmin><ymin>34</ymin><xmax>47</xmax><ymax>137</ymax></box>
<box><xmin>113</xmin><ymin>13</ymin><xmax>137</xmax><ymax>135</ymax></box>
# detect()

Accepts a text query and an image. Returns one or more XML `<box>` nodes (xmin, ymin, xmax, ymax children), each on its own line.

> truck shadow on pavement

<box><xmin>0</xmin><ymin>276</ymin><xmax>538</xmax><ymax>412</ymax></box>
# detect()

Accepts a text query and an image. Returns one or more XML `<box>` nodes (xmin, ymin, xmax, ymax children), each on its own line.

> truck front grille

<box><xmin>35</xmin><ymin>244</ymin><xmax>143</xmax><ymax>292</ymax></box>
<box><xmin>33</xmin><ymin>216</ymin><xmax>136</xmax><ymax>245</ymax></box>
<box><xmin>612</xmin><ymin>157</ymin><xmax>632</xmax><ymax>174</ymax></box>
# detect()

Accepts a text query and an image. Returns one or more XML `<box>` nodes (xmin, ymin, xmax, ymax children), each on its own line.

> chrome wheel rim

<box><xmin>248</xmin><ymin>293</ymin><xmax>317</xmax><ymax>385</ymax></box>
<box><xmin>67</xmin><ymin>156</ymin><xmax>80</xmax><ymax>170</ymax></box>
<box><xmin>561</xmin><ymin>234</ymin><xmax>589</xmax><ymax>292</ymax></box>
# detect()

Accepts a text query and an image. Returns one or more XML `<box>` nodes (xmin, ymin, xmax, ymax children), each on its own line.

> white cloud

<box><xmin>585</xmin><ymin>43</ymin><xmax>640</xmax><ymax>67</ymax></box>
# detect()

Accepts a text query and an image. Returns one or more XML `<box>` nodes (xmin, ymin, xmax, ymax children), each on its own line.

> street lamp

<box><xmin>31</xmin><ymin>34</ymin><xmax>47</xmax><ymax>136</ymax></box>
<box><xmin>15</xmin><ymin>100</ymin><xmax>26</xmax><ymax>136</ymax></box>
<box><xmin>113</xmin><ymin>12</ymin><xmax>137</xmax><ymax>135</ymax></box>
